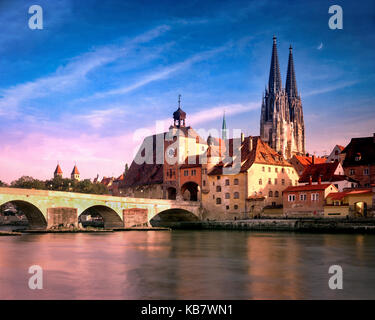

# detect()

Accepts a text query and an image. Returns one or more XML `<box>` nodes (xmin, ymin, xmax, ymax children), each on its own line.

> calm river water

<box><xmin>0</xmin><ymin>230</ymin><xmax>374</xmax><ymax>300</ymax></box>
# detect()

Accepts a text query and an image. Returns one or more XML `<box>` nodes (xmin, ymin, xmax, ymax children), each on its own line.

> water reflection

<box><xmin>0</xmin><ymin>231</ymin><xmax>374</xmax><ymax>299</ymax></box>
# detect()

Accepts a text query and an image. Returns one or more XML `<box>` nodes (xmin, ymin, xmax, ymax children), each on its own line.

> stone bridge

<box><xmin>0</xmin><ymin>187</ymin><xmax>202</xmax><ymax>229</ymax></box>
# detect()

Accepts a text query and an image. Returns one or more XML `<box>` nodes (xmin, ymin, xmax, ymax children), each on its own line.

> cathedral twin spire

<box><xmin>268</xmin><ymin>36</ymin><xmax>298</xmax><ymax>97</ymax></box>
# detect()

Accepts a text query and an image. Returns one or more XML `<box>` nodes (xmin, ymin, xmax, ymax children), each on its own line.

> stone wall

<box><xmin>47</xmin><ymin>207</ymin><xmax>78</xmax><ymax>228</ymax></box>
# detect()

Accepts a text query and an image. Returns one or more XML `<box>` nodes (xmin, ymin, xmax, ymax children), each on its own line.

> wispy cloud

<box><xmin>304</xmin><ymin>80</ymin><xmax>359</xmax><ymax>97</ymax></box>
<box><xmin>75</xmin><ymin>107</ymin><xmax>127</xmax><ymax>129</ymax></box>
<box><xmin>80</xmin><ymin>44</ymin><xmax>230</xmax><ymax>102</ymax></box>
<box><xmin>0</xmin><ymin>25</ymin><xmax>170</xmax><ymax>117</ymax></box>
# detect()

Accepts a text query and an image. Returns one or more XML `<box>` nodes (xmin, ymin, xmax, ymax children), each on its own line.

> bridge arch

<box><xmin>181</xmin><ymin>181</ymin><xmax>199</xmax><ymax>201</ymax></box>
<box><xmin>80</xmin><ymin>205</ymin><xmax>123</xmax><ymax>229</ymax></box>
<box><xmin>150</xmin><ymin>208</ymin><xmax>199</xmax><ymax>227</ymax></box>
<box><xmin>0</xmin><ymin>200</ymin><xmax>47</xmax><ymax>229</ymax></box>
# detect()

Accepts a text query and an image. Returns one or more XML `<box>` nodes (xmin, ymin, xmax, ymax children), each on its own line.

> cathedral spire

<box><xmin>222</xmin><ymin>111</ymin><xmax>227</xmax><ymax>140</ymax></box>
<box><xmin>268</xmin><ymin>36</ymin><xmax>282</xmax><ymax>93</ymax></box>
<box><xmin>286</xmin><ymin>45</ymin><xmax>298</xmax><ymax>97</ymax></box>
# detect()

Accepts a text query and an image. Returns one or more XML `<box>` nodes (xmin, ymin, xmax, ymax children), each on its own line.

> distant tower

<box><xmin>54</xmin><ymin>164</ymin><xmax>63</xmax><ymax>178</ymax></box>
<box><xmin>71</xmin><ymin>165</ymin><xmax>80</xmax><ymax>181</ymax></box>
<box><xmin>222</xmin><ymin>111</ymin><xmax>227</xmax><ymax>140</ymax></box>
<box><xmin>172</xmin><ymin>94</ymin><xmax>186</xmax><ymax>128</ymax></box>
<box><xmin>260</xmin><ymin>37</ymin><xmax>305</xmax><ymax>159</ymax></box>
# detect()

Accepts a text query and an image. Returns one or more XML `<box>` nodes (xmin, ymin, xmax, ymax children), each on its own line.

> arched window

<box><xmin>234</xmin><ymin>179</ymin><xmax>239</xmax><ymax>185</ymax></box>
<box><xmin>225</xmin><ymin>193</ymin><xmax>230</xmax><ymax>199</ymax></box>
<box><xmin>269</xmin><ymin>191</ymin><xmax>273</xmax><ymax>197</ymax></box>
<box><xmin>216</xmin><ymin>198</ymin><xmax>222</xmax><ymax>205</ymax></box>
<box><xmin>234</xmin><ymin>192</ymin><xmax>239</xmax><ymax>199</ymax></box>
<box><xmin>259</xmin><ymin>178</ymin><xmax>262</xmax><ymax>185</ymax></box>
<box><xmin>275</xmin><ymin>191</ymin><xmax>279</xmax><ymax>197</ymax></box>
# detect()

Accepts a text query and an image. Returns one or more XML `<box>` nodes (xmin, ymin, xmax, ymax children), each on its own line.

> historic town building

<box><xmin>290</xmin><ymin>154</ymin><xmax>326</xmax><ymax>176</ymax></box>
<box><xmin>202</xmin><ymin>135</ymin><xmax>300</xmax><ymax>220</ymax></box>
<box><xmin>260</xmin><ymin>37</ymin><xmax>305</xmax><ymax>159</ymax></box>
<box><xmin>54</xmin><ymin>164</ymin><xmax>63</xmax><ymax>179</ymax></box>
<box><xmin>341</xmin><ymin>133</ymin><xmax>375</xmax><ymax>187</ymax></box>
<box><xmin>71</xmin><ymin>165</ymin><xmax>80</xmax><ymax>181</ymax></box>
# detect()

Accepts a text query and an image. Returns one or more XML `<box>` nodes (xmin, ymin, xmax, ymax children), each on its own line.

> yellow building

<box><xmin>202</xmin><ymin>136</ymin><xmax>300</xmax><ymax>220</ymax></box>
<box><xmin>324</xmin><ymin>188</ymin><xmax>374</xmax><ymax>218</ymax></box>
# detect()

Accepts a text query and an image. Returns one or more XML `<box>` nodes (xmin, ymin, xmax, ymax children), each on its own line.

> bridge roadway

<box><xmin>0</xmin><ymin>187</ymin><xmax>202</xmax><ymax>229</ymax></box>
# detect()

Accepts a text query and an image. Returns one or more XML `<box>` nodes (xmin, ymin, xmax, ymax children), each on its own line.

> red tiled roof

<box><xmin>208</xmin><ymin>136</ymin><xmax>292</xmax><ymax>175</ymax></box>
<box><xmin>54</xmin><ymin>164</ymin><xmax>63</xmax><ymax>174</ymax></box>
<box><xmin>342</xmin><ymin>135</ymin><xmax>375</xmax><ymax>166</ymax></box>
<box><xmin>327</xmin><ymin>188</ymin><xmax>372</xmax><ymax>200</ymax></box>
<box><xmin>283</xmin><ymin>183</ymin><xmax>335</xmax><ymax>193</ymax></box>
<box><xmin>299</xmin><ymin>162</ymin><xmax>340</xmax><ymax>183</ymax></box>
<box><xmin>337</xmin><ymin>145</ymin><xmax>345</xmax><ymax>151</ymax></box>
<box><xmin>294</xmin><ymin>155</ymin><xmax>326</xmax><ymax>167</ymax></box>
<box><xmin>71</xmin><ymin>165</ymin><xmax>80</xmax><ymax>175</ymax></box>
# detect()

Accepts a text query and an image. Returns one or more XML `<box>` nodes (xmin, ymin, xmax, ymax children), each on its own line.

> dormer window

<box><xmin>355</xmin><ymin>153</ymin><xmax>361</xmax><ymax>161</ymax></box>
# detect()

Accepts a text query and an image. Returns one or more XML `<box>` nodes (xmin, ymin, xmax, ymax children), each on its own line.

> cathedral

<box><xmin>260</xmin><ymin>36</ymin><xmax>305</xmax><ymax>159</ymax></box>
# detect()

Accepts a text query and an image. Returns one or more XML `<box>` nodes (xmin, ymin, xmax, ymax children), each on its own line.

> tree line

<box><xmin>0</xmin><ymin>176</ymin><xmax>109</xmax><ymax>195</ymax></box>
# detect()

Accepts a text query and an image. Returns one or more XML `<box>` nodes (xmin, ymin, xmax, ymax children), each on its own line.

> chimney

<box><xmin>249</xmin><ymin>136</ymin><xmax>253</xmax><ymax>151</ymax></box>
<box><xmin>241</xmin><ymin>132</ymin><xmax>244</xmax><ymax>143</ymax></box>
<box><xmin>318</xmin><ymin>175</ymin><xmax>322</xmax><ymax>185</ymax></box>
<box><xmin>309</xmin><ymin>175</ymin><xmax>312</xmax><ymax>185</ymax></box>
<box><xmin>312</xmin><ymin>155</ymin><xmax>315</xmax><ymax>165</ymax></box>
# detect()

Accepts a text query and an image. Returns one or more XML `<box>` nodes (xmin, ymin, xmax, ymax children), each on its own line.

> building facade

<box><xmin>341</xmin><ymin>133</ymin><xmax>375</xmax><ymax>187</ymax></box>
<box><xmin>283</xmin><ymin>183</ymin><xmax>338</xmax><ymax>217</ymax></box>
<box><xmin>260</xmin><ymin>37</ymin><xmax>305</xmax><ymax>159</ymax></box>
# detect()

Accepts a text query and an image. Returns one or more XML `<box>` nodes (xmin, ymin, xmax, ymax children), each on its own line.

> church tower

<box><xmin>260</xmin><ymin>37</ymin><xmax>305</xmax><ymax>159</ymax></box>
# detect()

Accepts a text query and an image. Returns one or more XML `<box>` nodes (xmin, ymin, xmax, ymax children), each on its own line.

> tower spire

<box><xmin>268</xmin><ymin>36</ymin><xmax>282</xmax><ymax>93</ymax></box>
<box><xmin>222</xmin><ymin>110</ymin><xmax>227</xmax><ymax>140</ymax></box>
<box><xmin>286</xmin><ymin>45</ymin><xmax>298</xmax><ymax>97</ymax></box>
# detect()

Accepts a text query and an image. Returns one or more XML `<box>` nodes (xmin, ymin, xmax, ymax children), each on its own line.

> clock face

<box><xmin>167</xmin><ymin>147</ymin><xmax>175</xmax><ymax>158</ymax></box>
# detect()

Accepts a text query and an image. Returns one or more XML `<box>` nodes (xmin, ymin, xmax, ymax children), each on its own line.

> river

<box><xmin>0</xmin><ymin>230</ymin><xmax>374</xmax><ymax>299</ymax></box>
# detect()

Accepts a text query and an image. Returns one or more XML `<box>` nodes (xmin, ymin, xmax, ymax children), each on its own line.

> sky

<box><xmin>0</xmin><ymin>0</ymin><xmax>374</xmax><ymax>183</ymax></box>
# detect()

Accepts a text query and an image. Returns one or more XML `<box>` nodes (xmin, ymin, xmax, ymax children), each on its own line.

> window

<box><xmin>234</xmin><ymin>192</ymin><xmax>239</xmax><ymax>199</ymax></box>
<box><xmin>203</xmin><ymin>180</ymin><xmax>206</xmax><ymax>186</ymax></box>
<box><xmin>225</xmin><ymin>179</ymin><xmax>230</xmax><ymax>186</ymax></box>
<box><xmin>262</xmin><ymin>166</ymin><xmax>265</xmax><ymax>172</ymax></box>
<box><xmin>275</xmin><ymin>191</ymin><xmax>279</xmax><ymax>197</ymax></box>
<box><xmin>300</xmin><ymin>194</ymin><xmax>306</xmax><ymax>201</ymax></box>
<box><xmin>217</xmin><ymin>176</ymin><xmax>221</xmax><ymax>180</ymax></box>
<box><xmin>268</xmin><ymin>178</ymin><xmax>272</xmax><ymax>184</ymax></box>
<box><xmin>268</xmin><ymin>167</ymin><xmax>271</xmax><ymax>172</ymax></box>
<box><xmin>364</xmin><ymin>168</ymin><xmax>369</xmax><ymax>175</ymax></box>
<box><xmin>274</xmin><ymin>178</ymin><xmax>278</xmax><ymax>185</ymax></box>
<box><xmin>334</xmin><ymin>184</ymin><xmax>339</xmax><ymax>189</ymax></box>
<box><xmin>282</xmin><ymin>168</ymin><xmax>285</xmax><ymax>173</ymax></box>
<box><xmin>355</xmin><ymin>154</ymin><xmax>361</xmax><ymax>161</ymax></box>
<box><xmin>259</xmin><ymin>179</ymin><xmax>262</xmax><ymax>185</ymax></box>
<box><xmin>295</xmin><ymin>180</ymin><xmax>298</xmax><ymax>186</ymax></box>
<box><xmin>234</xmin><ymin>179</ymin><xmax>239</xmax><ymax>185</ymax></box>
<box><xmin>225</xmin><ymin>193</ymin><xmax>230</xmax><ymax>199</ymax></box>
<box><xmin>349</xmin><ymin>169</ymin><xmax>355</xmax><ymax>175</ymax></box>
<box><xmin>196</xmin><ymin>136</ymin><xmax>199</xmax><ymax>144</ymax></box>
<box><xmin>184</xmin><ymin>170</ymin><xmax>188</xmax><ymax>176</ymax></box>
<box><xmin>216</xmin><ymin>186</ymin><xmax>221</xmax><ymax>192</ymax></box>
<box><xmin>213</xmin><ymin>181</ymin><xmax>215</xmax><ymax>186</ymax></box>
<box><xmin>234</xmin><ymin>205</ymin><xmax>238</xmax><ymax>210</ymax></box>
<box><xmin>192</xmin><ymin>169</ymin><xmax>196</xmax><ymax>176</ymax></box>
<box><xmin>335</xmin><ymin>150</ymin><xmax>339</xmax><ymax>155</ymax></box>
<box><xmin>272</xmin><ymin>202</ymin><xmax>276</xmax><ymax>207</ymax></box>
<box><xmin>216</xmin><ymin>198</ymin><xmax>221</xmax><ymax>205</ymax></box>
<box><xmin>269</xmin><ymin>191</ymin><xmax>273</xmax><ymax>197</ymax></box>
<box><xmin>275</xmin><ymin>167</ymin><xmax>278</xmax><ymax>173</ymax></box>
<box><xmin>288</xmin><ymin>194</ymin><xmax>296</xmax><ymax>202</ymax></box>
<box><xmin>213</xmin><ymin>195</ymin><xmax>215</xmax><ymax>199</ymax></box>
<box><xmin>226</xmin><ymin>205</ymin><xmax>230</xmax><ymax>210</ymax></box>
<box><xmin>334</xmin><ymin>200</ymin><xmax>341</xmax><ymax>206</ymax></box>
<box><xmin>282</xmin><ymin>179</ymin><xmax>285</xmax><ymax>185</ymax></box>
<box><xmin>311</xmin><ymin>193</ymin><xmax>319</xmax><ymax>201</ymax></box>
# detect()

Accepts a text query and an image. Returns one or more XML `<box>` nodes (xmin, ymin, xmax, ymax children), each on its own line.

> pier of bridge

<box><xmin>0</xmin><ymin>187</ymin><xmax>202</xmax><ymax>229</ymax></box>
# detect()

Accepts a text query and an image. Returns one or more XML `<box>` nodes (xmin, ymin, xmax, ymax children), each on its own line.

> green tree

<box><xmin>0</xmin><ymin>180</ymin><xmax>7</xmax><ymax>187</ymax></box>
<box><xmin>11</xmin><ymin>176</ymin><xmax>46</xmax><ymax>190</ymax></box>
<box><xmin>124</xmin><ymin>163</ymin><xmax>129</xmax><ymax>176</ymax></box>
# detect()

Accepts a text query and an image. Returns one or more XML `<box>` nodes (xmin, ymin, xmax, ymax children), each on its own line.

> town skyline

<box><xmin>0</xmin><ymin>0</ymin><xmax>374</xmax><ymax>183</ymax></box>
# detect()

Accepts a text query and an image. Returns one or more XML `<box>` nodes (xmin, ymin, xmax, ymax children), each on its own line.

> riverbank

<box><xmin>195</xmin><ymin>219</ymin><xmax>375</xmax><ymax>233</ymax></box>
<box><xmin>0</xmin><ymin>231</ymin><xmax>21</xmax><ymax>236</ymax></box>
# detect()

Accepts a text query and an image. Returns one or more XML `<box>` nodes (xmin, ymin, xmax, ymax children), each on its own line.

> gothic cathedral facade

<box><xmin>260</xmin><ymin>37</ymin><xmax>305</xmax><ymax>159</ymax></box>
